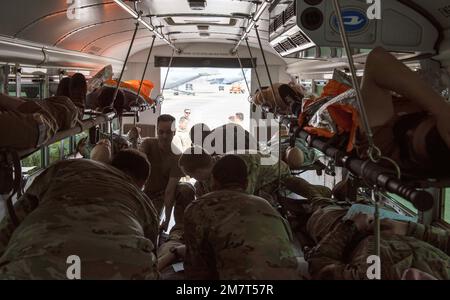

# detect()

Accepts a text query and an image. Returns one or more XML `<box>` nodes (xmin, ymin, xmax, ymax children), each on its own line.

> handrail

<box><xmin>231</xmin><ymin>0</ymin><xmax>274</xmax><ymax>54</ymax></box>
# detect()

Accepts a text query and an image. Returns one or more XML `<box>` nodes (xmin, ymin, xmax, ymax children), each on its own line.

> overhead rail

<box><xmin>0</xmin><ymin>36</ymin><xmax>123</xmax><ymax>71</ymax></box>
<box><xmin>113</xmin><ymin>0</ymin><xmax>181</xmax><ymax>53</ymax></box>
<box><xmin>231</xmin><ymin>0</ymin><xmax>274</xmax><ymax>54</ymax></box>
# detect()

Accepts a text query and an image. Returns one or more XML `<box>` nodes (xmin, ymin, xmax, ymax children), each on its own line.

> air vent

<box><xmin>284</xmin><ymin>2</ymin><xmax>296</xmax><ymax>22</ymax></box>
<box><xmin>269</xmin><ymin>22</ymin><xmax>275</xmax><ymax>35</ymax></box>
<box><xmin>188</xmin><ymin>0</ymin><xmax>207</xmax><ymax>10</ymax></box>
<box><xmin>291</xmin><ymin>31</ymin><xmax>311</xmax><ymax>46</ymax></box>
<box><xmin>197</xmin><ymin>25</ymin><xmax>209</xmax><ymax>30</ymax></box>
<box><xmin>280</xmin><ymin>39</ymin><xmax>296</xmax><ymax>50</ymax></box>
<box><xmin>273</xmin><ymin>44</ymin><xmax>285</xmax><ymax>54</ymax></box>
<box><xmin>274</xmin><ymin>14</ymin><xmax>283</xmax><ymax>31</ymax></box>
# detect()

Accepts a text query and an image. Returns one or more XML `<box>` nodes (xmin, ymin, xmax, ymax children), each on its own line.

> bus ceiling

<box><xmin>0</xmin><ymin>1</ymin><xmax>449</xmax><ymax>72</ymax></box>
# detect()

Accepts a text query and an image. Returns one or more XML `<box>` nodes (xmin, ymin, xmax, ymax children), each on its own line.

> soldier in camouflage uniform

<box><xmin>0</xmin><ymin>150</ymin><xmax>159</xmax><ymax>280</ymax></box>
<box><xmin>179</xmin><ymin>146</ymin><xmax>331</xmax><ymax>203</ymax></box>
<box><xmin>301</xmin><ymin>188</ymin><xmax>450</xmax><ymax>280</ymax></box>
<box><xmin>307</xmin><ymin>212</ymin><xmax>450</xmax><ymax>280</ymax></box>
<box><xmin>184</xmin><ymin>155</ymin><xmax>300</xmax><ymax>279</ymax></box>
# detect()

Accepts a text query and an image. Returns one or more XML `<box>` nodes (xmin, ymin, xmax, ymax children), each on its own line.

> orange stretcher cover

<box><xmin>299</xmin><ymin>79</ymin><xmax>360</xmax><ymax>152</ymax></box>
<box><xmin>104</xmin><ymin>80</ymin><xmax>155</xmax><ymax>106</ymax></box>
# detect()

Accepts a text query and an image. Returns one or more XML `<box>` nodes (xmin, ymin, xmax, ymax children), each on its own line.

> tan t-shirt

<box><xmin>139</xmin><ymin>138</ymin><xmax>184</xmax><ymax>195</ymax></box>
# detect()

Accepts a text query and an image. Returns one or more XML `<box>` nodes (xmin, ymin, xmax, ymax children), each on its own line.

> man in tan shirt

<box><xmin>139</xmin><ymin>114</ymin><xmax>195</xmax><ymax>234</ymax></box>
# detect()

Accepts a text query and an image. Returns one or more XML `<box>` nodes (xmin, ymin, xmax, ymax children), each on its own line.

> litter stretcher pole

<box><xmin>111</xmin><ymin>21</ymin><xmax>140</xmax><ymax>110</ymax></box>
<box><xmin>134</xmin><ymin>35</ymin><xmax>156</xmax><ymax>126</ymax></box>
<box><xmin>109</xmin><ymin>19</ymin><xmax>140</xmax><ymax>151</ymax></box>
<box><xmin>245</xmin><ymin>38</ymin><xmax>265</xmax><ymax>100</ymax></box>
<box><xmin>135</xmin><ymin>35</ymin><xmax>156</xmax><ymax>105</ymax></box>
<box><xmin>161</xmin><ymin>49</ymin><xmax>175</xmax><ymax>96</ymax></box>
<box><xmin>254</xmin><ymin>24</ymin><xmax>282</xmax><ymax>190</ymax></box>
<box><xmin>235</xmin><ymin>51</ymin><xmax>251</xmax><ymax>96</ymax></box>
<box><xmin>254</xmin><ymin>25</ymin><xmax>277</xmax><ymax>108</ymax></box>
<box><xmin>372</xmin><ymin>187</ymin><xmax>381</xmax><ymax>270</ymax></box>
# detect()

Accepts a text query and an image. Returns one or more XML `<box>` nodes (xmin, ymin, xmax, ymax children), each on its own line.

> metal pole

<box><xmin>372</xmin><ymin>187</ymin><xmax>381</xmax><ymax>273</ymax></box>
<box><xmin>254</xmin><ymin>25</ymin><xmax>282</xmax><ymax>191</ymax></box>
<box><xmin>113</xmin><ymin>0</ymin><xmax>180</xmax><ymax>53</ymax></box>
<box><xmin>236</xmin><ymin>51</ymin><xmax>251</xmax><ymax>95</ymax></box>
<box><xmin>161</xmin><ymin>49</ymin><xmax>175</xmax><ymax>94</ymax></box>
<box><xmin>331</xmin><ymin>0</ymin><xmax>374</xmax><ymax>146</ymax></box>
<box><xmin>254</xmin><ymin>25</ymin><xmax>277</xmax><ymax>112</ymax></box>
<box><xmin>111</xmin><ymin>21</ymin><xmax>140</xmax><ymax>109</ymax></box>
<box><xmin>15</xmin><ymin>66</ymin><xmax>21</xmax><ymax>97</ymax></box>
<box><xmin>109</xmin><ymin>119</ymin><xmax>114</xmax><ymax>156</ymax></box>
<box><xmin>245</xmin><ymin>38</ymin><xmax>264</xmax><ymax>94</ymax></box>
<box><xmin>135</xmin><ymin>35</ymin><xmax>156</xmax><ymax>105</ymax></box>
<box><xmin>231</xmin><ymin>0</ymin><xmax>273</xmax><ymax>54</ymax></box>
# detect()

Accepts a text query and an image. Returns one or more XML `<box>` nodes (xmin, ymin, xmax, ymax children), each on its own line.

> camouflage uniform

<box><xmin>150</xmin><ymin>183</ymin><xmax>195</xmax><ymax>234</ymax></box>
<box><xmin>183</xmin><ymin>188</ymin><xmax>300</xmax><ymax>280</ymax></box>
<box><xmin>195</xmin><ymin>152</ymin><xmax>330</xmax><ymax>205</ymax></box>
<box><xmin>0</xmin><ymin>95</ymin><xmax>79</xmax><ymax>150</ymax></box>
<box><xmin>0</xmin><ymin>159</ymin><xmax>159</xmax><ymax>280</ymax></box>
<box><xmin>195</xmin><ymin>152</ymin><xmax>291</xmax><ymax>200</ymax></box>
<box><xmin>306</xmin><ymin>197</ymin><xmax>450</xmax><ymax>280</ymax></box>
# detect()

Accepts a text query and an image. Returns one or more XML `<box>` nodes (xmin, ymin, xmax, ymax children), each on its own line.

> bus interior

<box><xmin>0</xmin><ymin>0</ymin><xmax>449</xmax><ymax>280</ymax></box>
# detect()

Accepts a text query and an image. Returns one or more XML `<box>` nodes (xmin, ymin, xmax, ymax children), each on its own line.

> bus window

<box><xmin>74</xmin><ymin>131</ymin><xmax>89</xmax><ymax>157</ymax></box>
<box><xmin>48</xmin><ymin>142</ymin><xmax>61</xmax><ymax>164</ymax></box>
<box><xmin>63</xmin><ymin>137</ymin><xmax>71</xmax><ymax>157</ymax></box>
<box><xmin>21</xmin><ymin>150</ymin><xmax>42</xmax><ymax>171</ymax></box>
<box><xmin>443</xmin><ymin>188</ymin><xmax>450</xmax><ymax>224</ymax></box>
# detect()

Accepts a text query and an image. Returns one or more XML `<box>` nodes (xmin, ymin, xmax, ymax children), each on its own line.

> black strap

<box><xmin>0</xmin><ymin>149</ymin><xmax>21</xmax><ymax>227</ymax></box>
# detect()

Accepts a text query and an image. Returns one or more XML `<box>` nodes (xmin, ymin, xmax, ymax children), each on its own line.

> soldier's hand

<box><xmin>380</xmin><ymin>219</ymin><xmax>408</xmax><ymax>236</ymax></box>
<box><xmin>159</xmin><ymin>219</ymin><xmax>170</xmax><ymax>233</ymax></box>
<box><xmin>350</xmin><ymin>213</ymin><xmax>373</xmax><ymax>233</ymax></box>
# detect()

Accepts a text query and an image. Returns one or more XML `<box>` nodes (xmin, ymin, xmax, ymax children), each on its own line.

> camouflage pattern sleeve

<box><xmin>307</xmin><ymin>222</ymin><xmax>368</xmax><ymax>280</ymax></box>
<box><xmin>0</xmin><ymin>194</ymin><xmax>38</xmax><ymax>256</ymax></box>
<box><xmin>281</xmin><ymin>176</ymin><xmax>331</xmax><ymax>200</ymax></box>
<box><xmin>183</xmin><ymin>203</ymin><xmax>215</xmax><ymax>279</ymax></box>
<box><xmin>308</xmin><ymin>197</ymin><xmax>338</xmax><ymax>212</ymax></box>
<box><xmin>406</xmin><ymin>222</ymin><xmax>450</xmax><ymax>256</ymax></box>
<box><xmin>140</xmin><ymin>193</ymin><xmax>159</xmax><ymax>245</ymax></box>
<box><xmin>238</xmin><ymin>153</ymin><xmax>290</xmax><ymax>195</ymax></box>
<box><xmin>0</xmin><ymin>165</ymin><xmax>58</xmax><ymax>256</ymax></box>
<box><xmin>194</xmin><ymin>179</ymin><xmax>210</xmax><ymax>198</ymax></box>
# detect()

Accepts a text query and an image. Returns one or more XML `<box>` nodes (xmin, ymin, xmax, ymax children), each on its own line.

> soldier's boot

<box><xmin>283</xmin><ymin>177</ymin><xmax>332</xmax><ymax>200</ymax></box>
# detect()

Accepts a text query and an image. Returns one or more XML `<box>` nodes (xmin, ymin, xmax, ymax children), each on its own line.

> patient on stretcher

<box><xmin>259</xmin><ymin>47</ymin><xmax>450</xmax><ymax>176</ymax></box>
<box><xmin>297</xmin><ymin>180</ymin><xmax>450</xmax><ymax>280</ymax></box>
<box><xmin>0</xmin><ymin>73</ymin><xmax>87</xmax><ymax>150</ymax></box>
